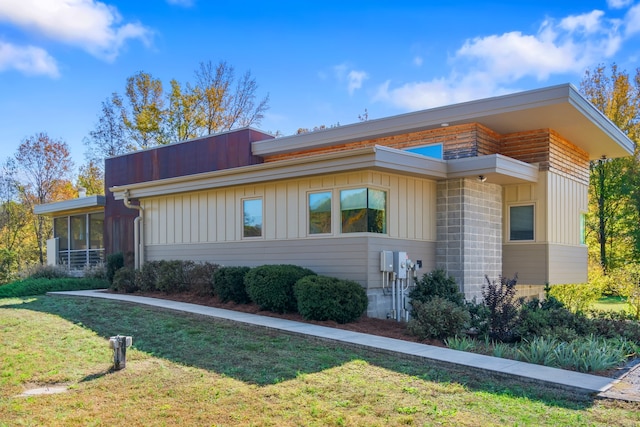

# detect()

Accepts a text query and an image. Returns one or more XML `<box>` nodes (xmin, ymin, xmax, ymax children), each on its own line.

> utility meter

<box><xmin>393</xmin><ymin>251</ymin><xmax>407</xmax><ymax>279</ymax></box>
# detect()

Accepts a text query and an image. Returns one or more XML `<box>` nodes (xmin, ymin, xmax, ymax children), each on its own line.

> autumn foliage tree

<box><xmin>14</xmin><ymin>133</ymin><xmax>75</xmax><ymax>265</ymax></box>
<box><xmin>580</xmin><ymin>64</ymin><xmax>640</xmax><ymax>271</ymax></box>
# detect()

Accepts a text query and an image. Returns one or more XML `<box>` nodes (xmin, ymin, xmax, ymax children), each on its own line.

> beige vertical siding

<box><xmin>142</xmin><ymin>171</ymin><xmax>437</xmax><ymax>246</ymax></box>
<box><xmin>503</xmin><ymin>171</ymin><xmax>588</xmax><ymax>285</ymax></box>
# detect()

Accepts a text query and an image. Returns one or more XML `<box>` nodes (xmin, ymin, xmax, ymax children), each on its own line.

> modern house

<box><xmin>36</xmin><ymin>84</ymin><xmax>634</xmax><ymax>319</ymax></box>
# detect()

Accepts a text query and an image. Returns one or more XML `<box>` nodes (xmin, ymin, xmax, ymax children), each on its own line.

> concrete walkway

<box><xmin>49</xmin><ymin>289</ymin><xmax>614</xmax><ymax>396</ymax></box>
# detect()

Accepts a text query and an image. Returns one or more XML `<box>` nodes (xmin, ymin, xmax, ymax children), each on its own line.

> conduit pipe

<box><xmin>123</xmin><ymin>190</ymin><xmax>144</xmax><ymax>270</ymax></box>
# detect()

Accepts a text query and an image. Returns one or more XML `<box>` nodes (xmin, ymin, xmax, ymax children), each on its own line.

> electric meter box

<box><xmin>393</xmin><ymin>251</ymin><xmax>408</xmax><ymax>278</ymax></box>
<box><xmin>380</xmin><ymin>251</ymin><xmax>393</xmax><ymax>272</ymax></box>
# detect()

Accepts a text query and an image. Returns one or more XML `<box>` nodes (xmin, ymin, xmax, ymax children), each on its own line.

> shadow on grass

<box><xmin>4</xmin><ymin>295</ymin><xmax>596</xmax><ymax>410</ymax></box>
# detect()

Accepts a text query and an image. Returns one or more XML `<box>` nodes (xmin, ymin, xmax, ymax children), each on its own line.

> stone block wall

<box><xmin>436</xmin><ymin>178</ymin><xmax>502</xmax><ymax>301</ymax></box>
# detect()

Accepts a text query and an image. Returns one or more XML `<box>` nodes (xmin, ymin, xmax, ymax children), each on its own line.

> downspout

<box><xmin>123</xmin><ymin>190</ymin><xmax>144</xmax><ymax>270</ymax></box>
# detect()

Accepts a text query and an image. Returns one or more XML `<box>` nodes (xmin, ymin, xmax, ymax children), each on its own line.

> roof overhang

<box><xmin>110</xmin><ymin>146</ymin><xmax>536</xmax><ymax>200</ymax></box>
<box><xmin>34</xmin><ymin>195</ymin><xmax>106</xmax><ymax>217</ymax></box>
<box><xmin>252</xmin><ymin>84</ymin><xmax>634</xmax><ymax>161</ymax></box>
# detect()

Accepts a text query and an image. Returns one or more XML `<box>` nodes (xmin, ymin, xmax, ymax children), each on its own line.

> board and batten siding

<box><xmin>142</xmin><ymin>171</ymin><xmax>437</xmax><ymax>245</ymax></box>
<box><xmin>503</xmin><ymin>171</ymin><xmax>588</xmax><ymax>285</ymax></box>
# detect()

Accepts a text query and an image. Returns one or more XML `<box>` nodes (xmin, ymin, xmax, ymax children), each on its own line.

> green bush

<box><xmin>23</xmin><ymin>264</ymin><xmax>70</xmax><ymax>279</ymax></box>
<box><xmin>214</xmin><ymin>266</ymin><xmax>252</xmax><ymax>303</ymax></box>
<box><xmin>0</xmin><ymin>277</ymin><xmax>108</xmax><ymax>298</ymax></box>
<box><xmin>137</xmin><ymin>261</ymin><xmax>162</xmax><ymax>292</ymax></box>
<box><xmin>407</xmin><ymin>296</ymin><xmax>470</xmax><ymax>340</ymax></box>
<box><xmin>549</xmin><ymin>282</ymin><xmax>602</xmax><ymax>314</ymax></box>
<box><xmin>111</xmin><ymin>267</ymin><xmax>139</xmax><ymax>293</ymax></box>
<box><xmin>294</xmin><ymin>275</ymin><xmax>368</xmax><ymax>324</ymax></box>
<box><xmin>517</xmin><ymin>297</ymin><xmax>590</xmax><ymax>342</ymax></box>
<box><xmin>245</xmin><ymin>264</ymin><xmax>316</xmax><ymax>313</ymax></box>
<box><xmin>106</xmin><ymin>252</ymin><xmax>124</xmax><ymax>284</ymax></box>
<box><xmin>409</xmin><ymin>269</ymin><xmax>465</xmax><ymax>306</ymax></box>
<box><xmin>482</xmin><ymin>274</ymin><xmax>522</xmax><ymax>342</ymax></box>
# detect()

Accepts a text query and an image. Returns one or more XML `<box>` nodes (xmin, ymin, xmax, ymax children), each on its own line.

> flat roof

<box><xmin>252</xmin><ymin>84</ymin><xmax>634</xmax><ymax>161</ymax></box>
<box><xmin>34</xmin><ymin>195</ymin><xmax>106</xmax><ymax>216</ymax></box>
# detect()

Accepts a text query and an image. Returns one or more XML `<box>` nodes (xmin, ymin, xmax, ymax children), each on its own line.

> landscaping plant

<box><xmin>213</xmin><ymin>266</ymin><xmax>252</xmax><ymax>304</ymax></box>
<box><xmin>294</xmin><ymin>275</ymin><xmax>368</xmax><ymax>323</ymax></box>
<box><xmin>245</xmin><ymin>264</ymin><xmax>316</xmax><ymax>313</ymax></box>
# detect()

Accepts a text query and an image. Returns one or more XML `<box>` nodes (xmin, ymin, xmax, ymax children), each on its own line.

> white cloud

<box><xmin>333</xmin><ymin>63</ymin><xmax>368</xmax><ymax>94</ymax></box>
<box><xmin>607</xmin><ymin>0</ymin><xmax>633</xmax><ymax>9</ymax></box>
<box><xmin>413</xmin><ymin>56</ymin><xmax>423</xmax><ymax>67</ymax></box>
<box><xmin>375</xmin><ymin>9</ymin><xmax>626</xmax><ymax>111</ymax></box>
<box><xmin>625</xmin><ymin>3</ymin><xmax>640</xmax><ymax>36</ymax></box>
<box><xmin>0</xmin><ymin>0</ymin><xmax>152</xmax><ymax>61</ymax></box>
<box><xmin>347</xmin><ymin>70</ymin><xmax>368</xmax><ymax>95</ymax></box>
<box><xmin>167</xmin><ymin>0</ymin><xmax>194</xmax><ymax>6</ymax></box>
<box><xmin>0</xmin><ymin>41</ymin><xmax>59</xmax><ymax>77</ymax></box>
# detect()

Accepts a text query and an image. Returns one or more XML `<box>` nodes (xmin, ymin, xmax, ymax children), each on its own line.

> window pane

<box><xmin>309</xmin><ymin>192</ymin><xmax>331</xmax><ymax>234</ymax></box>
<box><xmin>405</xmin><ymin>144</ymin><xmax>443</xmax><ymax>159</ymax></box>
<box><xmin>54</xmin><ymin>217</ymin><xmax>68</xmax><ymax>250</ymax></box>
<box><xmin>89</xmin><ymin>212</ymin><xmax>104</xmax><ymax>249</ymax></box>
<box><xmin>341</xmin><ymin>188</ymin><xmax>387</xmax><ymax>234</ymax></box>
<box><xmin>510</xmin><ymin>205</ymin><xmax>534</xmax><ymax>240</ymax></box>
<box><xmin>70</xmin><ymin>215</ymin><xmax>87</xmax><ymax>249</ymax></box>
<box><xmin>243</xmin><ymin>199</ymin><xmax>262</xmax><ymax>237</ymax></box>
<box><xmin>341</xmin><ymin>188</ymin><xmax>367</xmax><ymax>233</ymax></box>
<box><xmin>580</xmin><ymin>213</ymin><xmax>586</xmax><ymax>245</ymax></box>
<box><xmin>368</xmin><ymin>189</ymin><xmax>386</xmax><ymax>233</ymax></box>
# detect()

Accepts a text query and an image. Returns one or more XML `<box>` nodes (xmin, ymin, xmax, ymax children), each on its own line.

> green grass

<box><xmin>1</xmin><ymin>295</ymin><xmax>639</xmax><ymax>426</ymax></box>
<box><xmin>592</xmin><ymin>295</ymin><xmax>629</xmax><ymax>312</ymax></box>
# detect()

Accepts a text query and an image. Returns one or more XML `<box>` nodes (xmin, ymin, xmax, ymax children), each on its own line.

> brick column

<box><xmin>436</xmin><ymin>178</ymin><xmax>502</xmax><ymax>301</ymax></box>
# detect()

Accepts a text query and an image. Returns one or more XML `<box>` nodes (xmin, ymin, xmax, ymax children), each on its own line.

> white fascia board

<box><xmin>33</xmin><ymin>195</ymin><xmax>106</xmax><ymax>216</ymax></box>
<box><xmin>110</xmin><ymin>146</ymin><xmax>447</xmax><ymax>200</ymax></box>
<box><xmin>566</xmin><ymin>86</ymin><xmax>635</xmax><ymax>157</ymax></box>
<box><xmin>447</xmin><ymin>155</ymin><xmax>539</xmax><ymax>183</ymax></box>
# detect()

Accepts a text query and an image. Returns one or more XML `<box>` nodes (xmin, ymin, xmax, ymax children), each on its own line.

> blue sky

<box><xmin>1</xmin><ymin>0</ymin><xmax>639</xmax><ymax>169</ymax></box>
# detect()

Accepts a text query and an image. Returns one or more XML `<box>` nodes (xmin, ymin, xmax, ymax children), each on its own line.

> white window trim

<box><xmin>507</xmin><ymin>203</ymin><xmax>535</xmax><ymax>243</ymax></box>
<box><xmin>241</xmin><ymin>197</ymin><xmax>264</xmax><ymax>239</ymax></box>
<box><xmin>307</xmin><ymin>190</ymin><xmax>334</xmax><ymax>237</ymax></box>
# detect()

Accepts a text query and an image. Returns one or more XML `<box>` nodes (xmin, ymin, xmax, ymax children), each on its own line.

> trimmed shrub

<box><xmin>294</xmin><ymin>275</ymin><xmax>368</xmax><ymax>324</ymax></box>
<box><xmin>106</xmin><ymin>252</ymin><xmax>124</xmax><ymax>284</ymax></box>
<box><xmin>409</xmin><ymin>269</ymin><xmax>465</xmax><ymax>306</ymax></box>
<box><xmin>548</xmin><ymin>282</ymin><xmax>602</xmax><ymax>314</ymax></box>
<box><xmin>137</xmin><ymin>261</ymin><xmax>162</xmax><ymax>292</ymax></box>
<box><xmin>112</xmin><ymin>267</ymin><xmax>139</xmax><ymax>293</ymax></box>
<box><xmin>0</xmin><ymin>277</ymin><xmax>108</xmax><ymax>298</ymax></box>
<box><xmin>245</xmin><ymin>264</ymin><xmax>316</xmax><ymax>313</ymax></box>
<box><xmin>407</xmin><ymin>296</ymin><xmax>470</xmax><ymax>340</ymax></box>
<box><xmin>214</xmin><ymin>266</ymin><xmax>252</xmax><ymax>303</ymax></box>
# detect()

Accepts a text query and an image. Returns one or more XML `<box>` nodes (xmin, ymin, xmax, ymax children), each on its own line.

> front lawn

<box><xmin>1</xmin><ymin>295</ymin><xmax>639</xmax><ymax>426</ymax></box>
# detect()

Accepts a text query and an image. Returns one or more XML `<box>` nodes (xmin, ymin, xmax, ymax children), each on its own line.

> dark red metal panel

<box><xmin>104</xmin><ymin>129</ymin><xmax>273</xmax><ymax>261</ymax></box>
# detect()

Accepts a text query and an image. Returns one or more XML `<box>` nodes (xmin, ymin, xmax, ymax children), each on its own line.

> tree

<box><xmin>118</xmin><ymin>71</ymin><xmax>167</xmax><ymax>149</ymax></box>
<box><xmin>193</xmin><ymin>61</ymin><xmax>269</xmax><ymax>134</ymax></box>
<box><xmin>77</xmin><ymin>160</ymin><xmax>105</xmax><ymax>196</ymax></box>
<box><xmin>84</xmin><ymin>93</ymin><xmax>130</xmax><ymax>167</ymax></box>
<box><xmin>0</xmin><ymin>159</ymin><xmax>32</xmax><ymax>283</ymax></box>
<box><xmin>166</xmin><ymin>79</ymin><xmax>203</xmax><ymax>143</ymax></box>
<box><xmin>14</xmin><ymin>133</ymin><xmax>75</xmax><ymax>265</ymax></box>
<box><xmin>580</xmin><ymin>64</ymin><xmax>640</xmax><ymax>271</ymax></box>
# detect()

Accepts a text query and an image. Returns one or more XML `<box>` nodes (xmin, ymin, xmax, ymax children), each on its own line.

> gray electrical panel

<box><xmin>380</xmin><ymin>250</ymin><xmax>393</xmax><ymax>272</ymax></box>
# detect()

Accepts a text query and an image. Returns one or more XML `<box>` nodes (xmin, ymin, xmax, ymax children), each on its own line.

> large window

<box><xmin>309</xmin><ymin>191</ymin><xmax>332</xmax><ymax>234</ymax></box>
<box><xmin>54</xmin><ymin>217</ymin><xmax>69</xmax><ymax>250</ymax></box>
<box><xmin>340</xmin><ymin>188</ymin><xmax>386</xmax><ymax>234</ymax></box>
<box><xmin>509</xmin><ymin>205</ymin><xmax>534</xmax><ymax>241</ymax></box>
<box><xmin>70</xmin><ymin>214</ymin><xmax>87</xmax><ymax>250</ymax></box>
<box><xmin>243</xmin><ymin>198</ymin><xmax>263</xmax><ymax>238</ymax></box>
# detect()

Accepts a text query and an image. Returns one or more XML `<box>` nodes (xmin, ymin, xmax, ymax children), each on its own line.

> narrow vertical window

<box><xmin>509</xmin><ymin>205</ymin><xmax>534</xmax><ymax>241</ymax></box>
<box><xmin>309</xmin><ymin>191</ymin><xmax>332</xmax><ymax>234</ymax></box>
<box><xmin>340</xmin><ymin>188</ymin><xmax>386</xmax><ymax>234</ymax></box>
<box><xmin>243</xmin><ymin>199</ymin><xmax>263</xmax><ymax>237</ymax></box>
<box><xmin>580</xmin><ymin>213</ymin><xmax>586</xmax><ymax>245</ymax></box>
